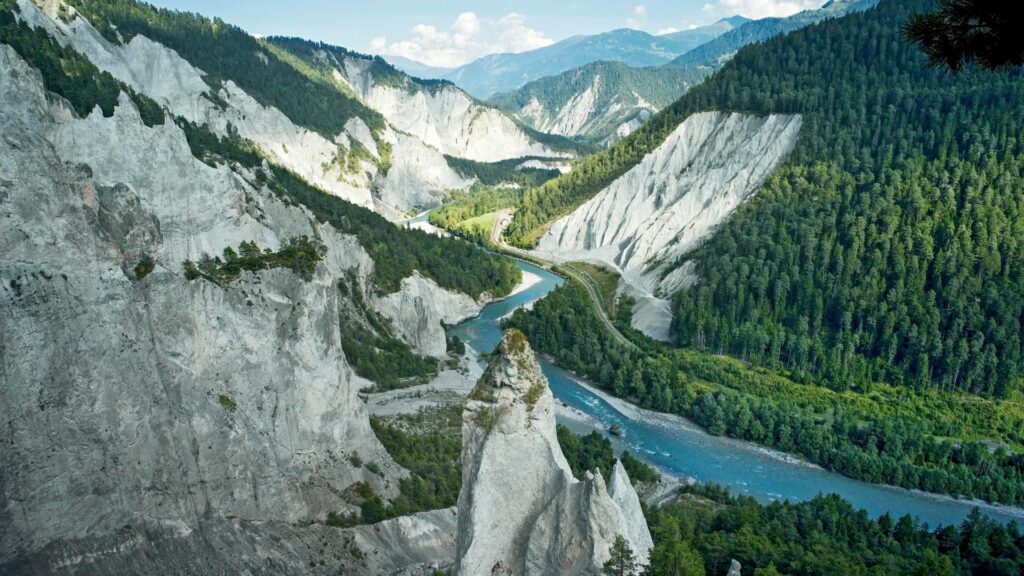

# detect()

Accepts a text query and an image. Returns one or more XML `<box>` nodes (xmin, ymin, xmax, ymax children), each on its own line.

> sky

<box><xmin>147</xmin><ymin>1</ymin><xmax>825</xmax><ymax>68</ymax></box>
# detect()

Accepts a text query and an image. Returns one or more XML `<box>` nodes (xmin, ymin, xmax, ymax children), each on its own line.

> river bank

<box><xmin>448</xmin><ymin>259</ymin><xmax>1024</xmax><ymax>528</ymax></box>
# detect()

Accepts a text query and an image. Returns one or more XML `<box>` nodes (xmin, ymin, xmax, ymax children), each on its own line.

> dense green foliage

<box><xmin>556</xmin><ymin>424</ymin><xmax>660</xmax><ymax>485</ymax></box>
<box><xmin>340</xmin><ymin>326</ymin><xmax>438</xmax><ymax>391</ymax></box>
<box><xmin>506</xmin><ymin>282</ymin><xmax>1024</xmax><ymax>505</ymax></box>
<box><xmin>443</xmin><ymin>156</ymin><xmax>560</xmax><ymax>188</ymax></box>
<box><xmin>336</xmin><ymin>277</ymin><xmax>440</xmax><ymax>391</ymax></box>
<box><xmin>429</xmin><ymin>186</ymin><xmax>521</xmax><ymax>231</ymax></box>
<box><xmin>369</xmin><ymin>406</ymin><xmax>463</xmax><ymax>518</ymax></box>
<box><xmin>648</xmin><ymin>484</ymin><xmax>1024</xmax><ymax>575</ymax></box>
<box><xmin>668</xmin><ymin>0</ymin><xmax>878</xmax><ymax>69</ymax></box>
<box><xmin>514</xmin><ymin>0</ymin><xmax>1024</xmax><ymax>397</ymax></box>
<box><xmin>68</xmin><ymin>0</ymin><xmax>384</xmax><ymax>138</ymax></box>
<box><xmin>667</xmin><ymin>0</ymin><xmax>1024</xmax><ymax>396</ymax></box>
<box><xmin>489</xmin><ymin>60</ymin><xmax>710</xmax><ymax>145</ymax></box>
<box><xmin>183</xmin><ymin>238</ymin><xmax>324</xmax><ymax>285</ymax></box>
<box><xmin>175</xmin><ymin>121</ymin><xmax>520</xmax><ymax>298</ymax></box>
<box><xmin>603</xmin><ymin>535</ymin><xmax>639</xmax><ymax>576</ymax></box>
<box><xmin>0</xmin><ymin>3</ymin><xmax>164</xmax><ymax>126</ymax></box>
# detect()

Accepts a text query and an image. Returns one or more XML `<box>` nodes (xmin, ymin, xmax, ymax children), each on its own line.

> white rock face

<box><xmin>535</xmin><ymin>111</ymin><xmax>802</xmax><ymax>340</ymax></box>
<box><xmin>373</xmin><ymin>126</ymin><xmax>472</xmax><ymax>219</ymax></box>
<box><xmin>16</xmin><ymin>0</ymin><xmax>495</xmax><ymax>219</ymax></box>
<box><xmin>0</xmin><ymin>40</ymin><xmax>460</xmax><ymax>573</ymax></box>
<box><xmin>509</xmin><ymin>75</ymin><xmax>661</xmax><ymax>147</ymax></box>
<box><xmin>372</xmin><ymin>273</ymin><xmax>482</xmax><ymax>359</ymax></box>
<box><xmin>347</xmin><ymin>508</ymin><xmax>459</xmax><ymax>575</ymax></box>
<box><xmin>17</xmin><ymin>0</ymin><xmax>380</xmax><ymax>209</ymax></box>
<box><xmin>339</xmin><ymin>56</ymin><xmax>561</xmax><ymax>162</ymax></box>
<box><xmin>456</xmin><ymin>331</ymin><xmax>652</xmax><ymax>575</ymax></box>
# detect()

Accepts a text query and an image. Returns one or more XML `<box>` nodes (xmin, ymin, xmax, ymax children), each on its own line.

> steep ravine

<box><xmin>0</xmin><ymin>38</ymin><xmax>476</xmax><ymax>573</ymax></box>
<box><xmin>534</xmin><ymin>111</ymin><xmax>802</xmax><ymax>340</ymax></box>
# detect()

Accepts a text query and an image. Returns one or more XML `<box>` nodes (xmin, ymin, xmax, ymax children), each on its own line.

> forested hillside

<box><xmin>649</xmin><ymin>484</ymin><xmax>1024</xmax><ymax>575</ymax></box>
<box><xmin>514</xmin><ymin>0</ymin><xmax>1024</xmax><ymax>397</ymax></box>
<box><xmin>67</xmin><ymin>0</ymin><xmax>386</xmax><ymax>138</ymax></box>
<box><xmin>503</xmin><ymin>0</ymin><xmax>882</xmax><ymax>247</ymax></box>
<box><xmin>505</xmin><ymin>0</ymin><xmax>1024</xmax><ymax>506</ymax></box>
<box><xmin>668</xmin><ymin>0</ymin><xmax>879</xmax><ymax>69</ymax></box>
<box><xmin>665</xmin><ymin>0</ymin><xmax>1024</xmax><ymax>396</ymax></box>
<box><xmin>506</xmin><ymin>281</ymin><xmax>1024</xmax><ymax>505</ymax></box>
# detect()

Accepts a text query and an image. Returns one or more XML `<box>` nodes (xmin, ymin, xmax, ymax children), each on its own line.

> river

<box><xmin>448</xmin><ymin>260</ymin><xmax>1024</xmax><ymax>528</ymax></box>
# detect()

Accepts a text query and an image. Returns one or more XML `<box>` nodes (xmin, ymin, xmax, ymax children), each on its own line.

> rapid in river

<box><xmin>449</xmin><ymin>260</ymin><xmax>1024</xmax><ymax>528</ymax></box>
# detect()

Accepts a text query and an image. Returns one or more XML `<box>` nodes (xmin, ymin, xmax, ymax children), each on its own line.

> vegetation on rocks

<box><xmin>0</xmin><ymin>3</ymin><xmax>164</xmax><ymax>126</ymax></box>
<box><xmin>175</xmin><ymin>120</ymin><xmax>520</xmax><ymax>298</ymax></box>
<box><xmin>183</xmin><ymin>238</ymin><xmax>324</xmax><ymax>286</ymax></box>
<box><xmin>68</xmin><ymin>0</ymin><xmax>386</xmax><ymax>138</ymax></box>
<box><xmin>369</xmin><ymin>406</ymin><xmax>463</xmax><ymax>518</ymax></box>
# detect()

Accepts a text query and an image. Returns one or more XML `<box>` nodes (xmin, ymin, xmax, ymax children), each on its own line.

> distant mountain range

<box><xmin>385</xmin><ymin>17</ymin><xmax>749</xmax><ymax>99</ymax></box>
<box><xmin>669</xmin><ymin>0</ymin><xmax>880</xmax><ymax>69</ymax></box>
<box><xmin>487</xmin><ymin>0</ymin><xmax>879</xmax><ymax>146</ymax></box>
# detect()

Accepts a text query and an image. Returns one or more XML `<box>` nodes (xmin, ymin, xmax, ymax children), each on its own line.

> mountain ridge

<box><xmin>387</xmin><ymin>17</ymin><xmax>746</xmax><ymax>99</ymax></box>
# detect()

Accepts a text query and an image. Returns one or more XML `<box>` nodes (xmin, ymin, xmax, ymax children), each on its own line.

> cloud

<box><xmin>702</xmin><ymin>0</ymin><xmax>823</xmax><ymax>19</ymax></box>
<box><xmin>368</xmin><ymin>11</ymin><xmax>553</xmax><ymax>68</ymax></box>
<box><xmin>626</xmin><ymin>4</ymin><xmax>647</xmax><ymax>29</ymax></box>
<box><xmin>656</xmin><ymin>26</ymin><xmax>679</xmax><ymax>35</ymax></box>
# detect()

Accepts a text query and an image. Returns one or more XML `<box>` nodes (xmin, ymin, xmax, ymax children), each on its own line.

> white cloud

<box><xmin>368</xmin><ymin>11</ymin><xmax>553</xmax><ymax>68</ymax></box>
<box><xmin>626</xmin><ymin>5</ymin><xmax>647</xmax><ymax>29</ymax></box>
<box><xmin>656</xmin><ymin>26</ymin><xmax>679</xmax><ymax>35</ymax></box>
<box><xmin>702</xmin><ymin>0</ymin><xmax>823</xmax><ymax>19</ymax></box>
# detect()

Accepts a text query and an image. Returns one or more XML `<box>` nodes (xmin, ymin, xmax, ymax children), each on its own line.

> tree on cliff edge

<box><xmin>604</xmin><ymin>535</ymin><xmax>638</xmax><ymax>576</ymax></box>
<box><xmin>905</xmin><ymin>0</ymin><xmax>1022</xmax><ymax>71</ymax></box>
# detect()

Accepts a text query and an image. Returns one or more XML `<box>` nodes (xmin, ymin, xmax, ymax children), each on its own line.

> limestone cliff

<box><xmin>15</xmin><ymin>0</ymin><xmax>560</xmax><ymax>220</ymax></box>
<box><xmin>490</xmin><ymin>61</ymin><xmax>709</xmax><ymax>147</ymax></box>
<box><xmin>535</xmin><ymin>111</ymin><xmax>802</xmax><ymax>340</ymax></box>
<box><xmin>0</xmin><ymin>35</ymin><xmax>467</xmax><ymax>573</ymax></box>
<box><xmin>456</xmin><ymin>331</ymin><xmax>652</xmax><ymax>575</ymax></box>
<box><xmin>336</xmin><ymin>54</ymin><xmax>563</xmax><ymax>163</ymax></box>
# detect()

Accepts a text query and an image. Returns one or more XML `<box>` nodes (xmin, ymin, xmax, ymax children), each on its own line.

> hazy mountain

<box><xmin>388</xmin><ymin>18</ymin><xmax>746</xmax><ymax>99</ymax></box>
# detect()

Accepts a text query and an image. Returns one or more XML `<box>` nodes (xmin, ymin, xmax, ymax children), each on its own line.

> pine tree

<box><xmin>604</xmin><ymin>535</ymin><xmax>639</xmax><ymax>576</ymax></box>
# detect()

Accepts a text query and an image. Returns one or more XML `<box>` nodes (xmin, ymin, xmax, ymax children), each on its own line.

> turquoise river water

<box><xmin>448</xmin><ymin>260</ymin><xmax>1024</xmax><ymax>528</ymax></box>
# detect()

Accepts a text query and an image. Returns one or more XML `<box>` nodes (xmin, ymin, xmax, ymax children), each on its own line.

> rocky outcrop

<box><xmin>372</xmin><ymin>273</ymin><xmax>482</xmax><ymax>359</ymax></box>
<box><xmin>456</xmin><ymin>331</ymin><xmax>652</xmax><ymax>575</ymax></box>
<box><xmin>534</xmin><ymin>111</ymin><xmax>802</xmax><ymax>340</ymax></box>
<box><xmin>489</xmin><ymin>61</ymin><xmax>711</xmax><ymax>147</ymax></box>
<box><xmin>338</xmin><ymin>56</ymin><xmax>561</xmax><ymax>163</ymax></box>
<box><xmin>0</xmin><ymin>37</ymin><xmax>462</xmax><ymax>572</ymax></box>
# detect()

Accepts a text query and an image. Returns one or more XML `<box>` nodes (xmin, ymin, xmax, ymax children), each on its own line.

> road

<box><xmin>489</xmin><ymin>211</ymin><xmax>639</xmax><ymax>350</ymax></box>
